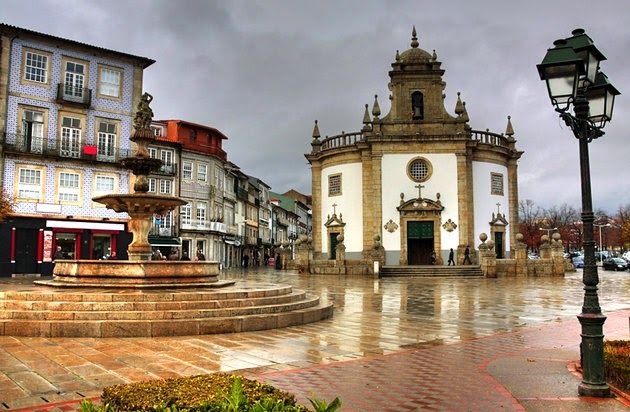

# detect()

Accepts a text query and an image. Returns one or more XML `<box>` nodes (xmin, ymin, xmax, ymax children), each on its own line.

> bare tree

<box><xmin>0</xmin><ymin>191</ymin><xmax>13</xmax><ymax>223</ymax></box>
<box><xmin>518</xmin><ymin>199</ymin><xmax>542</xmax><ymax>251</ymax></box>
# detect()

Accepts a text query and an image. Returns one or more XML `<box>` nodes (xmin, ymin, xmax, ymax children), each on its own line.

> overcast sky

<box><xmin>4</xmin><ymin>0</ymin><xmax>629</xmax><ymax>213</ymax></box>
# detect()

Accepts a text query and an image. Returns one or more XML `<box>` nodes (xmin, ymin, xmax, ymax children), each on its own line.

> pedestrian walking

<box><xmin>448</xmin><ymin>248</ymin><xmax>455</xmax><ymax>266</ymax></box>
<box><xmin>430</xmin><ymin>250</ymin><xmax>436</xmax><ymax>265</ymax></box>
<box><xmin>463</xmin><ymin>245</ymin><xmax>472</xmax><ymax>265</ymax></box>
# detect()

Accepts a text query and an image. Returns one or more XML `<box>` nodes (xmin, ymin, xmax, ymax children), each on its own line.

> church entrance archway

<box><xmin>407</xmin><ymin>221</ymin><xmax>433</xmax><ymax>264</ymax></box>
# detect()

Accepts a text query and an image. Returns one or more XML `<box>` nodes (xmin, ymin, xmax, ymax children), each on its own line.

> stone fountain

<box><xmin>9</xmin><ymin>93</ymin><xmax>333</xmax><ymax>337</ymax></box>
<box><xmin>36</xmin><ymin>93</ymin><xmax>230</xmax><ymax>288</ymax></box>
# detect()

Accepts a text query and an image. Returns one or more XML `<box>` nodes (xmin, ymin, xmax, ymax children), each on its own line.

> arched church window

<box><xmin>407</xmin><ymin>157</ymin><xmax>432</xmax><ymax>182</ymax></box>
<box><xmin>411</xmin><ymin>91</ymin><xmax>424</xmax><ymax>120</ymax></box>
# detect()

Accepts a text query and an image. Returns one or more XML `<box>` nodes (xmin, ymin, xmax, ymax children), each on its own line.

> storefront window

<box><xmin>93</xmin><ymin>235</ymin><xmax>112</xmax><ymax>260</ymax></box>
<box><xmin>55</xmin><ymin>233</ymin><xmax>77</xmax><ymax>259</ymax></box>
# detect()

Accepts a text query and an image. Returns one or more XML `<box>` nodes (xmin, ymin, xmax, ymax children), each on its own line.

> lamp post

<box><xmin>537</xmin><ymin>28</ymin><xmax>620</xmax><ymax>397</ymax></box>
<box><xmin>594</xmin><ymin>223</ymin><xmax>611</xmax><ymax>262</ymax></box>
<box><xmin>539</xmin><ymin>227</ymin><xmax>558</xmax><ymax>238</ymax></box>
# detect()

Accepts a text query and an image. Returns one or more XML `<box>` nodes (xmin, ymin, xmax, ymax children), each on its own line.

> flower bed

<box><xmin>605</xmin><ymin>340</ymin><xmax>630</xmax><ymax>395</ymax></box>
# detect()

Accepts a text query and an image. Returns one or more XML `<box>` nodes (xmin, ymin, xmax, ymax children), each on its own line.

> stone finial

<box><xmin>455</xmin><ymin>92</ymin><xmax>464</xmax><ymax>116</ymax></box>
<box><xmin>410</xmin><ymin>25</ymin><xmax>419</xmax><ymax>48</ymax></box>
<box><xmin>400</xmin><ymin>192</ymin><xmax>405</xmax><ymax>205</ymax></box>
<box><xmin>362</xmin><ymin>104</ymin><xmax>371</xmax><ymax>125</ymax></box>
<box><xmin>479</xmin><ymin>232</ymin><xmax>488</xmax><ymax>243</ymax></box>
<box><xmin>372</xmin><ymin>94</ymin><xmax>381</xmax><ymax>118</ymax></box>
<box><xmin>312</xmin><ymin>120</ymin><xmax>321</xmax><ymax>141</ymax></box>
<box><xmin>432</xmin><ymin>49</ymin><xmax>437</xmax><ymax>61</ymax></box>
<box><xmin>395</xmin><ymin>49</ymin><xmax>400</xmax><ymax>62</ymax></box>
<box><xmin>373</xmin><ymin>234</ymin><xmax>381</xmax><ymax>242</ymax></box>
<box><xmin>505</xmin><ymin>115</ymin><xmax>515</xmax><ymax>138</ymax></box>
<box><xmin>515</xmin><ymin>233</ymin><xmax>524</xmax><ymax>242</ymax></box>
<box><xmin>541</xmin><ymin>234</ymin><xmax>549</xmax><ymax>244</ymax></box>
<box><xmin>461</xmin><ymin>102</ymin><xmax>470</xmax><ymax>123</ymax></box>
<box><xmin>552</xmin><ymin>232</ymin><xmax>561</xmax><ymax>242</ymax></box>
<box><xmin>336</xmin><ymin>233</ymin><xmax>344</xmax><ymax>243</ymax></box>
<box><xmin>486</xmin><ymin>240</ymin><xmax>495</xmax><ymax>249</ymax></box>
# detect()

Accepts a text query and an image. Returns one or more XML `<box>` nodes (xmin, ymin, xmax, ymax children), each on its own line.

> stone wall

<box><xmin>478</xmin><ymin>232</ymin><xmax>566</xmax><ymax>278</ymax></box>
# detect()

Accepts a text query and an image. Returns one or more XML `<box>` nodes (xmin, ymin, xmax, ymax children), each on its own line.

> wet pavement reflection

<box><xmin>0</xmin><ymin>268</ymin><xmax>629</xmax><ymax>409</ymax></box>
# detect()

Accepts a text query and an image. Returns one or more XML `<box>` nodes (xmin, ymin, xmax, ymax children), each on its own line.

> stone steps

<box><xmin>381</xmin><ymin>265</ymin><xmax>484</xmax><ymax>277</ymax></box>
<box><xmin>0</xmin><ymin>284</ymin><xmax>333</xmax><ymax>337</ymax></box>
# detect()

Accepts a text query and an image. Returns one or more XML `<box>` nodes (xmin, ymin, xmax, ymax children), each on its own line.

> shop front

<box><xmin>0</xmin><ymin>218</ymin><xmax>130</xmax><ymax>276</ymax></box>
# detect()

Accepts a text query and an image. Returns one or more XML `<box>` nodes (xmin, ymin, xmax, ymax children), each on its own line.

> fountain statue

<box><xmin>36</xmin><ymin>93</ymin><xmax>230</xmax><ymax>287</ymax></box>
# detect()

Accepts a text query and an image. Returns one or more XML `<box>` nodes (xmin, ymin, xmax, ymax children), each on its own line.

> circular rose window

<box><xmin>407</xmin><ymin>157</ymin><xmax>432</xmax><ymax>182</ymax></box>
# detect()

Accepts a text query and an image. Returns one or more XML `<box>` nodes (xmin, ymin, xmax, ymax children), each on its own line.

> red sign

<box><xmin>42</xmin><ymin>230</ymin><xmax>53</xmax><ymax>262</ymax></box>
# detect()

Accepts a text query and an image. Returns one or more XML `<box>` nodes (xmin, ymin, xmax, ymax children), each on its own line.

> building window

<box><xmin>328</xmin><ymin>173</ymin><xmax>342</xmax><ymax>196</ymax></box>
<box><xmin>63</xmin><ymin>61</ymin><xmax>86</xmax><ymax>100</ymax></box>
<box><xmin>58</xmin><ymin>172</ymin><xmax>81</xmax><ymax>203</ymax></box>
<box><xmin>98</xmin><ymin>66</ymin><xmax>122</xmax><ymax>98</ymax></box>
<box><xmin>148</xmin><ymin>147</ymin><xmax>158</xmax><ymax>159</ymax></box>
<box><xmin>491</xmin><ymin>173</ymin><xmax>504</xmax><ymax>196</ymax></box>
<box><xmin>148</xmin><ymin>178</ymin><xmax>156</xmax><ymax>193</ymax></box>
<box><xmin>197</xmin><ymin>164</ymin><xmax>207</xmax><ymax>182</ymax></box>
<box><xmin>407</xmin><ymin>157</ymin><xmax>432</xmax><ymax>182</ymax></box>
<box><xmin>196</xmin><ymin>202</ymin><xmax>207</xmax><ymax>223</ymax></box>
<box><xmin>181</xmin><ymin>203</ymin><xmax>192</xmax><ymax>226</ymax></box>
<box><xmin>151</xmin><ymin>126</ymin><xmax>163</xmax><ymax>137</ymax></box>
<box><xmin>95</xmin><ymin>175</ymin><xmax>115</xmax><ymax>192</ymax></box>
<box><xmin>160</xmin><ymin>150</ymin><xmax>173</xmax><ymax>166</ymax></box>
<box><xmin>97</xmin><ymin>121</ymin><xmax>117</xmax><ymax>161</ymax></box>
<box><xmin>21</xmin><ymin>109</ymin><xmax>45</xmax><ymax>153</ymax></box>
<box><xmin>60</xmin><ymin>117</ymin><xmax>81</xmax><ymax>158</ymax></box>
<box><xmin>24</xmin><ymin>51</ymin><xmax>48</xmax><ymax>83</ymax></box>
<box><xmin>17</xmin><ymin>167</ymin><xmax>43</xmax><ymax>200</ymax></box>
<box><xmin>183</xmin><ymin>161</ymin><xmax>193</xmax><ymax>179</ymax></box>
<box><xmin>159</xmin><ymin>212</ymin><xmax>172</xmax><ymax>229</ymax></box>
<box><xmin>159</xmin><ymin>179</ymin><xmax>172</xmax><ymax>194</ymax></box>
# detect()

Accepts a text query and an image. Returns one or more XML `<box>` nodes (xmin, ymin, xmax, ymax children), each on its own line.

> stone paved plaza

<box><xmin>1</xmin><ymin>268</ymin><xmax>629</xmax><ymax>410</ymax></box>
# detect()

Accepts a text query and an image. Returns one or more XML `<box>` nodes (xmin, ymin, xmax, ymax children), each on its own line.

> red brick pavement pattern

<box><xmin>11</xmin><ymin>309</ymin><xmax>630</xmax><ymax>411</ymax></box>
<box><xmin>258</xmin><ymin>310</ymin><xmax>630</xmax><ymax>411</ymax></box>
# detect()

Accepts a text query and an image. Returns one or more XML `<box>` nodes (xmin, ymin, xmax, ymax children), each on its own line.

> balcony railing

<box><xmin>276</xmin><ymin>216</ymin><xmax>290</xmax><ymax>227</ymax></box>
<box><xmin>1</xmin><ymin>133</ymin><xmax>131</xmax><ymax>163</ymax></box>
<box><xmin>154</xmin><ymin>162</ymin><xmax>177</xmax><ymax>176</ymax></box>
<box><xmin>236</xmin><ymin>187</ymin><xmax>248</xmax><ymax>201</ymax></box>
<box><xmin>150</xmin><ymin>226</ymin><xmax>175</xmax><ymax>237</ymax></box>
<box><xmin>56</xmin><ymin>83</ymin><xmax>92</xmax><ymax>107</ymax></box>
<box><xmin>180</xmin><ymin>219</ymin><xmax>227</xmax><ymax>233</ymax></box>
<box><xmin>320</xmin><ymin>131</ymin><xmax>363</xmax><ymax>151</ymax></box>
<box><xmin>471</xmin><ymin>129</ymin><xmax>511</xmax><ymax>148</ymax></box>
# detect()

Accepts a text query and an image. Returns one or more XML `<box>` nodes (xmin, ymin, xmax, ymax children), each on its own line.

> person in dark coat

<box><xmin>430</xmin><ymin>250</ymin><xmax>436</xmax><ymax>265</ymax></box>
<box><xmin>196</xmin><ymin>250</ymin><xmax>206</xmax><ymax>261</ymax></box>
<box><xmin>447</xmin><ymin>248</ymin><xmax>455</xmax><ymax>266</ymax></box>
<box><xmin>463</xmin><ymin>245</ymin><xmax>472</xmax><ymax>265</ymax></box>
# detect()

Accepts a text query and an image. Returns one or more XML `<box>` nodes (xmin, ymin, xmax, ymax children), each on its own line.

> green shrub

<box><xmin>604</xmin><ymin>340</ymin><xmax>630</xmax><ymax>393</ymax></box>
<box><xmin>100</xmin><ymin>373</ymin><xmax>307</xmax><ymax>411</ymax></box>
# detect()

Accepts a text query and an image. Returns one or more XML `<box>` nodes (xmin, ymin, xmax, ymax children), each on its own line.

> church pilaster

<box><xmin>507</xmin><ymin>158</ymin><xmax>519</xmax><ymax>258</ymax></box>
<box><xmin>311</xmin><ymin>162</ymin><xmax>322</xmax><ymax>256</ymax></box>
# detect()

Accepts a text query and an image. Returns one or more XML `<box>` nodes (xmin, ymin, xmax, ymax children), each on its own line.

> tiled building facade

<box><xmin>0</xmin><ymin>24</ymin><xmax>154</xmax><ymax>275</ymax></box>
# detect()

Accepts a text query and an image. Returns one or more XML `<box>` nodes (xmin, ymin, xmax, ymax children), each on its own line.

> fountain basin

<box><xmin>34</xmin><ymin>260</ymin><xmax>234</xmax><ymax>288</ymax></box>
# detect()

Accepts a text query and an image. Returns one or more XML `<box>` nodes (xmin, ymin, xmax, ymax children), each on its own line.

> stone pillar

<box><xmin>539</xmin><ymin>235</ymin><xmax>551</xmax><ymax>259</ymax></box>
<box><xmin>514</xmin><ymin>233</ymin><xmax>527</xmax><ymax>277</ymax></box>
<box><xmin>335</xmin><ymin>234</ymin><xmax>346</xmax><ymax>263</ymax></box>
<box><xmin>478</xmin><ymin>233</ymin><xmax>497</xmax><ymax>278</ymax></box>
<box><xmin>551</xmin><ymin>233</ymin><xmax>566</xmax><ymax>277</ymax></box>
<box><xmin>456</xmin><ymin>152</ymin><xmax>473</xmax><ymax>253</ymax></box>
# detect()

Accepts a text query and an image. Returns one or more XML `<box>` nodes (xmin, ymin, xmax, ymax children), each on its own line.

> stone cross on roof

<box><xmin>415</xmin><ymin>184</ymin><xmax>425</xmax><ymax>199</ymax></box>
<box><xmin>496</xmin><ymin>202</ymin><xmax>501</xmax><ymax>215</ymax></box>
<box><xmin>332</xmin><ymin>203</ymin><xmax>338</xmax><ymax>215</ymax></box>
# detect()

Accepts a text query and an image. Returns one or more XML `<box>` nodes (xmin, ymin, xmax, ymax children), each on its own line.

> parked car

<box><xmin>572</xmin><ymin>256</ymin><xmax>584</xmax><ymax>268</ymax></box>
<box><xmin>602</xmin><ymin>258</ymin><xmax>629</xmax><ymax>271</ymax></box>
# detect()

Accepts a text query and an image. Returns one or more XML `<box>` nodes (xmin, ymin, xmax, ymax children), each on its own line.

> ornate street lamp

<box><xmin>537</xmin><ymin>28</ymin><xmax>620</xmax><ymax>397</ymax></box>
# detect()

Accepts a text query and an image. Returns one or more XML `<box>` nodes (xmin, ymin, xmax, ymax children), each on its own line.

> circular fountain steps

<box><xmin>0</xmin><ymin>283</ymin><xmax>333</xmax><ymax>337</ymax></box>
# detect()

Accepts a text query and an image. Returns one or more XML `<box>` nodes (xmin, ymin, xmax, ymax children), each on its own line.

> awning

<box><xmin>148</xmin><ymin>236</ymin><xmax>181</xmax><ymax>247</ymax></box>
<box><xmin>46</xmin><ymin>220</ymin><xmax>125</xmax><ymax>231</ymax></box>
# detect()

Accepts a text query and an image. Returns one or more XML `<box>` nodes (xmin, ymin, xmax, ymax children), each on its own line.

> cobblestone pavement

<box><xmin>1</xmin><ymin>268</ymin><xmax>629</xmax><ymax>410</ymax></box>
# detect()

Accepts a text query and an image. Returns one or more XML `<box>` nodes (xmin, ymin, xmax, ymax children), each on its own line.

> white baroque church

<box><xmin>306</xmin><ymin>28</ymin><xmax>522</xmax><ymax>266</ymax></box>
